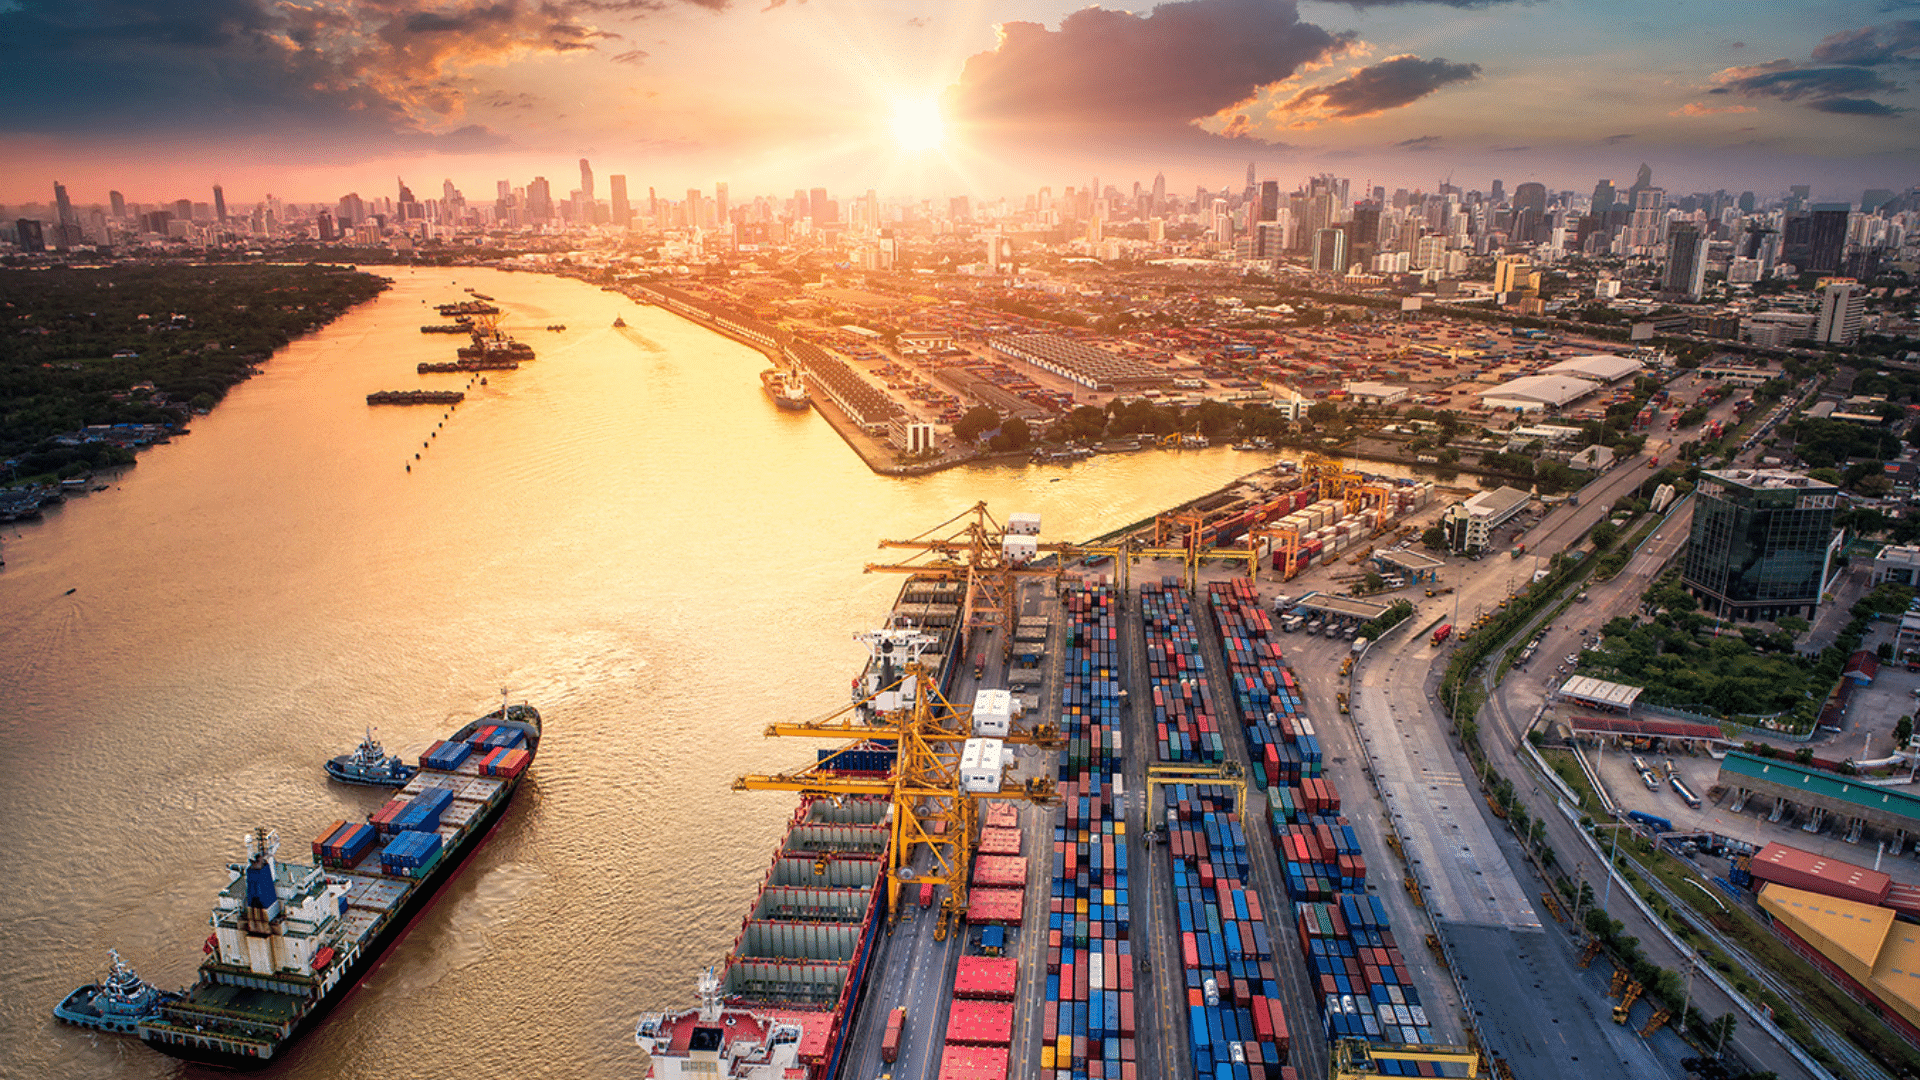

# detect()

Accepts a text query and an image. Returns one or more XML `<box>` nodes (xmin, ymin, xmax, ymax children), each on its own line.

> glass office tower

<box><xmin>1683</xmin><ymin>469</ymin><xmax>1839</xmax><ymax>620</ymax></box>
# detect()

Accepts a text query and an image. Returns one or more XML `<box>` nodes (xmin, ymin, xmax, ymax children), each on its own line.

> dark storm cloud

<box><xmin>1811</xmin><ymin>20</ymin><xmax>1920</xmax><ymax>65</ymax></box>
<box><xmin>946</xmin><ymin>0</ymin><xmax>1354</xmax><ymax>147</ymax></box>
<box><xmin>1811</xmin><ymin>96</ymin><xmax>1908</xmax><ymax>114</ymax></box>
<box><xmin>1284</xmin><ymin>55</ymin><xmax>1480</xmax><ymax>118</ymax></box>
<box><xmin>0</xmin><ymin>0</ymin><xmax>685</xmax><ymax>145</ymax></box>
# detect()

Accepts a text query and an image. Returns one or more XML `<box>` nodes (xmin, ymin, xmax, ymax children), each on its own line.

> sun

<box><xmin>890</xmin><ymin>98</ymin><xmax>946</xmax><ymax>154</ymax></box>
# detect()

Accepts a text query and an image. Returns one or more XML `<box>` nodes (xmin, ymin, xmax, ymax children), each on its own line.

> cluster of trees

<box><xmin>952</xmin><ymin>406</ymin><xmax>1033</xmax><ymax>452</ymax></box>
<box><xmin>0</xmin><ymin>265</ymin><xmax>389</xmax><ymax>463</ymax></box>
<box><xmin>1581</xmin><ymin>574</ymin><xmax>1914</xmax><ymax>723</ymax></box>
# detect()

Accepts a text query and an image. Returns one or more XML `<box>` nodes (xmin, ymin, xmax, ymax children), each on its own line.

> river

<box><xmin>0</xmin><ymin>266</ymin><xmax>1410</xmax><ymax>1079</ymax></box>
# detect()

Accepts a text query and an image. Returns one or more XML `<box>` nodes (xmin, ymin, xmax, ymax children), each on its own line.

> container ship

<box><xmin>760</xmin><ymin>368</ymin><xmax>812</xmax><ymax>411</ymax></box>
<box><xmin>636</xmin><ymin>576</ymin><xmax>963</xmax><ymax>1079</ymax></box>
<box><xmin>122</xmin><ymin>703</ymin><xmax>540</xmax><ymax>1068</ymax></box>
<box><xmin>633</xmin><ymin>795</ymin><xmax>889</xmax><ymax>1080</ymax></box>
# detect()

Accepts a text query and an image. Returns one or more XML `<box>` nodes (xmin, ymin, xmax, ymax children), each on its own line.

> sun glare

<box><xmin>890</xmin><ymin>98</ymin><xmax>946</xmax><ymax>154</ymax></box>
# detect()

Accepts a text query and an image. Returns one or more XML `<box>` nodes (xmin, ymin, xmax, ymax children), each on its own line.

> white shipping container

<box><xmin>1003</xmin><ymin>534</ymin><xmax>1038</xmax><ymax>565</ymax></box>
<box><xmin>960</xmin><ymin>738</ymin><xmax>1004</xmax><ymax>793</ymax></box>
<box><xmin>1007</xmin><ymin>511</ymin><xmax>1042</xmax><ymax>536</ymax></box>
<box><xmin>972</xmin><ymin>688</ymin><xmax>1013</xmax><ymax>737</ymax></box>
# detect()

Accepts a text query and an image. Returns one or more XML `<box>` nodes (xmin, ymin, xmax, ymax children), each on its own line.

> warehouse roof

<box><xmin>1557</xmin><ymin>676</ymin><xmax>1643</xmax><ymax>710</ymax></box>
<box><xmin>1541</xmin><ymin>354</ymin><xmax>1646</xmax><ymax>383</ymax></box>
<box><xmin>1476</xmin><ymin>375</ymin><xmax>1599</xmax><ymax>407</ymax></box>
<box><xmin>1569</xmin><ymin>715</ymin><xmax>1725</xmax><ymax>741</ymax></box>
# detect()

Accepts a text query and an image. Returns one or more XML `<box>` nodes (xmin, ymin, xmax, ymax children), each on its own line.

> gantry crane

<box><xmin>734</xmin><ymin>627</ymin><xmax>1061</xmax><ymax>940</ymax></box>
<box><xmin>866</xmin><ymin>502</ymin><xmax>1061</xmax><ymax>657</ymax></box>
<box><xmin>1332</xmin><ymin>1039</ymin><xmax>1485</xmax><ymax>1079</ymax></box>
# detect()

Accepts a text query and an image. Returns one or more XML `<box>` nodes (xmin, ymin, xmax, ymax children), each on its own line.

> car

<box><xmin>1566</xmin><ymin>654</ymin><xmax>1579</xmax><ymax>665</ymax></box>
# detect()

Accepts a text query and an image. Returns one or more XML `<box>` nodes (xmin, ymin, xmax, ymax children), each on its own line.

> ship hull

<box><xmin>770</xmin><ymin>394</ymin><xmax>811</xmax><ymax>411</ymax></box>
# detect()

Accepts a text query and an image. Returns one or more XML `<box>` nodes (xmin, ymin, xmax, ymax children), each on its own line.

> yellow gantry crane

<box><xmin>1332</xmin><ymin>1039</ymin><xmax>1486</xmax><ymax>1080</ymax></box>
<box><xmin>734</xmin><ymin>656</ymin><xmax>1061</xmax><ymax>941</ymax></box>
<box><xmin>866</xmin><ymin>502</ymin><xmax>1063</xmax><ymax>656</ymax></box>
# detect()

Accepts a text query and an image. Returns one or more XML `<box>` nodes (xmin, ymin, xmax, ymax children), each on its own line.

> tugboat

<box><xmin>323</xmin><ymin>727</ymin><xmax>417</xmax><ymax>787</ymax></box>
<box><xmin>54</xmin><ymin>950</ymin><xmax>181</xmax><ymax>1034</ymax></box>
<box><xmin>612</xmin><ymin>316</ymin><xmax>627</xmax><ymax>328</ymax></box>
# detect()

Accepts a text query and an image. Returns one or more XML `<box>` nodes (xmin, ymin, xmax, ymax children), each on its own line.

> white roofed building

<box><xmin>1477</xmin><ymin>375</ymin><xmax>1600</xmax><ymax>413</ymax></box>
<box><xmin>1540</xmin><ymin>354</ymin><xmax>1646</xmax><ymax>384</ymax></box>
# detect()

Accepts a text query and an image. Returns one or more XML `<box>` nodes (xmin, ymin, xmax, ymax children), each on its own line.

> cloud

<box><xmin>1811</xmin><ymin>96</ymin><xmax>1908</xmax><ymax>114</ymax></box>
<box><xmin>1603</xmin><ymin>133</ymin><xmax>1635</xmax><ymax>143</ymax></box>
<box><xmin>1282</xmin><ymin>55</ymin><xmax>1480</xmax><ymax>121</ymax></box>
<box><xmin>612</xmin><ymin>48</ymin><xmax>650</xmax><ymax>63</ymax></box>
<box><xmin>1710</xmin><ymin>61</ymin><xmax>1901</xmax><ymax>101</ymax></box>
<box><xmin>1328</xmin><ymin>0</ymin><xmax>1524</xmax><ymax>6</ymax></box>
<box><xmin>1489</xmin><ymin>144</ymin><xmax>1531</xmax><ymax>151</ymax></box>
<box><xmin>945</xmin><ymin>0</ymin><xmax>1355</xmax><ymax>149</ymax></box>
<box><xmin>0</xmin><ymin>0</ymin><xmax>692</xmax><ymax>146</ymax></box>
<box><xmin>1670</xmin><ymin>101</ymin><xmax>1757</xmax><ymax>116</ymax></box>
<box><xmin>1810</xmin><ymin>20</ymin><xmax>1920</xmax><ymax>65</ymax></box>
<box><xmin>1395</xmin><ymin>134</ymin><xmax>1442</xmax><ymax>150</ymax></box>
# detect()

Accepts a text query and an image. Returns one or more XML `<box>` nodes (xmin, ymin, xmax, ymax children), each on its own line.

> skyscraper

<box><xmin>52</xmin><ymin>181</ymin><xmax>79</xmax><ymax>249</ymax></box>
<box><xmin>810</xmin><ymin>188</ymin><xmax>830</xmax><ymax>228</ymax></box>
<box><xmin>1814</xmin><ymin>279</ymin><xmax>1864</xmax><ymax>345</ymax></box>
<box><xmin>1683</xmin><ymin>468</ymin><xmax>1838</xmax><ymax>620</ymax></box>
<box><xmin>1258</xmin><ymin>181</ymin><xmax>1279</xmax><ymax>223</ymax></box>
<box><xmin>1806</xmin><ymin>204</ymin><xmax>1850</xmax><ymax>274</ymax></box>
<box><xmin>528</xmin><ymin>177</ymin><xmax>552</xmax><ymax>222</ymax></box>
<box><xmin>213</xmin><ymin>184</ymin><xmax>227</xmax><ymax>223</ymax></box>
<box><xmin>1311</xmin><ymin>228</ymin><xmax>1347</xmax><ymax>273</ymax></box>
<box><xmin>715</xmin><ymin>182</ymin><xmax>728</xmax><ymax>227</ymax></box>
<box><xmin>109</xmin><ymin>190</ymin><xmax>126</xmax><ymax>219</ymax></box>
<box><xmin>1489</xmin><ymin>179</ymin><xmax>1505</xmax><ymax>205</ymax></box>
<box><xmin>1592</xmin><ymin>180</ymin><xmax>1615</xmax><ymax>212</ymax></box>
<box><xmin>579</xmin><ymin>159</ymin><xmax>594</xmax><ymax>201</ymax></box>
<box><xmin>15</xmin><ymin>219</ymin><xmax>46</xmax><ymax>252</ymax></box>
<box><xmin>609</xmin><ymin>175</ymin><xmax>629</xmax><ymax>226</ymax></box>
<box><xmin>1151</xmin><ymin>172</ymin><xmax>1166</xmax><ymax>214</ymax></box>
<box><xmin>1664</xmin><ymin>222</ymin><xmax>1706</xmax><ymax>299</ymax></box>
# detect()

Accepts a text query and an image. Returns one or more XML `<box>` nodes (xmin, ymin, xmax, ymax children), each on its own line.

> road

<box><xmin>1470</xmin><ymin>492</ymin><xmax>1821</xmax><ymax>1080</ymax></box>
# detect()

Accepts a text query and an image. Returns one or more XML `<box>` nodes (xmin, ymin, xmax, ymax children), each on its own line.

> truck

<box><xmin>1625</xmin><ymin>810</ymin><xmax>1674</xmax><ymax>834</ymax></box>
<box><xmin>1281</xmin><ymin>614</ymin><xmax>1306</xmax><ymax>633</ymax></box>
<box><xmin>1511</xmin><ymin>543</ymin><xmax>1526</xmax><ymax>559</ymax></box>
<box><xmin>919</xmin><ymin>881</ymin><xmax>935</xmax><ymax>908</ymax></box>
<box><xmin>1431</xmin><ymin>624</ymin><xmax>1453</xmax><ymax>646</ymax></box>
<box><xmin>881</xmin><ymin>1006</ymin><xmax>906</xmax><ymax>1064</ymax></box>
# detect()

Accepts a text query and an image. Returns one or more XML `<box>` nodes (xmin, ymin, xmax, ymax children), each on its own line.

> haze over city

<box><xmin>2</xmin><ymin>0</ymin><xmax>1916</xmax><ymax>204</ymax></box>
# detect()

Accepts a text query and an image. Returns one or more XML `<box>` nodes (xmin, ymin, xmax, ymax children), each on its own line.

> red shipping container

<box><xmin>312</xmin><ymin>819</ymin><xmax>348</xmax><ymax>859</ymax></box>
<box><xmin>1043</xmin><ymin>1001</ymin><xmax>1058</xmax><ymax>1041</ymax></box>
<box><xmin>1269</xmin><ymin>997</ymin><xmax>1291</xmax><ymax>1052</ymax></box>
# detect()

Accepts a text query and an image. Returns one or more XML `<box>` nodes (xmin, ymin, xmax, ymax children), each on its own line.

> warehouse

<box><xmin>1540</xmin><ymin>354</ymin><xmax>1646</xmax><ymax>384</ymax></box>
<box><xmin>986</xmin><ymin>334</ymin><xmax>1167</xmax><ymax>392</ymax></box>
<box><xmin>1719</xmin><ymin>751</ymin><xmax>1920</xmax><ymax>847</ymax></box>
<box><xmin>1476</xmin><ymin>375</ymin><xmax>1600</xmax><ymax>413</ymax></box>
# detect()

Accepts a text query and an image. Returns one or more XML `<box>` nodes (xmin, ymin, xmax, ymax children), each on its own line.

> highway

<box><xmin>1466</xmin><ymin>487</ymin><xmax>1821</xmax><ymax>1080</ymax></box>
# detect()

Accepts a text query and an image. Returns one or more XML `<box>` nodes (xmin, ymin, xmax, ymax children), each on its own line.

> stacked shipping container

<box><xmin>1140</xmin><ymin>581</ymin><xmax>1225</xmax><ymax>763</ymax></box>
<box><xmin>1297</xmin><ymin>895</ymin><xmax>1433</xmax><ymax>1045</ymax></box>
<box><xmin>1162</xmin><ymin>784</ymin><xmax>1295</xmax><ymax>1080</ymax></box>
<box><xmin>1206</xmin><ymin>581</ymin><xmax>1323</xmax><ymax>789</ymax></box>
<box><xmin>1041</xmin><ymin>582</ymin><xmax>1138</xmax><ymax>1080</ymax></box>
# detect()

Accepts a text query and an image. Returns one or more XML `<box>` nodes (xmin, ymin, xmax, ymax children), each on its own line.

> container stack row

<box><xmin>1297</xmin><ymin>895</ymin><xmax>1434</xmax><ymax>1046</ymax></box>
<box><xmin>378</xmin><ymin>829</ymin><xmax>443</xmax><ymax>878</ymax></box>
<box><xmin>1203</xmin><ymin>580</ymin><xmax>1320</xmax><ymax>787</ymax></box>
<box><xmin>1140</xmin><ymin>580</ymin><xmax>1224</xmax><ymax>763</ymax></box>
<box><xmin>1162</xmin><ymin>784</ymin><xmax>1295</xmax><ymax>1080</ymax></box>
<box><xmin>311</xmin><ymin>821</ymin><xmax>377</xmax><ymax>869</ymax></box>
<box><xmin>1273</xmin><ymin>806</ymin><xmax>1367</xmax><ymax>901</ymax></box>
<box><xmin>1041</xmin><ymin>582</ymin><xmax>1138</xmax><ymax>1080</ymax></box>
<box><xmin>418</xmin><ymin>739</ymin><xmax>472</xmax><ymax>771</ymax></box>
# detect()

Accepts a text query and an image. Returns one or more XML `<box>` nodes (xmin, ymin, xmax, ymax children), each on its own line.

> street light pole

<box><xmin>1602</xmin><ymin>823</ymin><xmax>1624</xmax><ymax>912</ymax></box>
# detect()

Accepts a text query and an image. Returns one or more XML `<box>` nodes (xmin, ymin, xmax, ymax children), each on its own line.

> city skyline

<box><xmin>1</xmin><ymin>0</ymin><xmax>1916</xmax><ymax>205</ymax></box>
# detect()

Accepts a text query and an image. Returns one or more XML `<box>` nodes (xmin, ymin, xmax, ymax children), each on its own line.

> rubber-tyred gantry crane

<box><xmin>733</xmin><ymin>639</ymin><xmax>1061</xmax><ymax>941</ymax></box>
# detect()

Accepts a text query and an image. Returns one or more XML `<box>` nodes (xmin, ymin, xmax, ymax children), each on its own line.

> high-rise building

<box><xmin>109</xmin><ymin>190</ymin><xmax>126</xmax><ymax>219</ymax></box>
<box><xmin>579</xmin><ymin>159</ymin><xmax>594</xmax><ymax>201</ymax></box>
<box><xmin>715</xmin><ymin>182</ymin><xmax>728</xmax><ymax>228</ymax></box>
<box><xmin>213</xmin><ymin>184</ymin><xmax>227</xmax><ymax>223</ymax></box>
<box><xmin>1151</xmin><ymin>172</ymin><xmax>1166</xmax><ymax>214</ymax></box>
<box><xmin>1683</xmin><ymin>468</ymin><xmax>1839</xmax><ymax>620</ymax></box>
<box><xmin>14</xmin><ymin>218</ymin><xmax>45</xmax><ymax>252</ymax></box>
<box><xmin>811</xmin><ymin>188</ymin><xmax>831</xmax><ymax>227</ymax></box>
<box><xmin>1493</xmin><ymin>254</ymin><xmax>1531</xmax><ymax>294</ymax></box>
<box><xmin>1489</xmin><ymin>179</ymin><xmax>1505</xmax><ymax>205</ymax></box>
<box><xmin>528</xmin><ymin>177</ymin><xmax>552</xmax><ymax>222</ymax></box>
<box><xmin>1806</xmin><ymin>204</ymin><xmax>1850</xmax><ymax>273</ymax></box>
<box><xmin>1311</xmin><ymin>228</ymin><xmax>1346</xmax><ymax>273</ymax></box>
<box><xmin>1664</xmin><ymin>222</ymin><xmax>1707</xmax><ymax>298</ymax></box>
<box><xmin>173</xmin><ymin>198</ymin><xmax>194</xmax><ymax>224</ymax></box>
<box><xmin>52</xmin><ymin>181</ymin><xmax>79</xmax><ymax>249</ymax></box>
<box><xmin>1737</xmin><ymin>191</ymin><xmax>1756</xmax><ymax>213</ymax></box>
<box><xmin>609</xmin><ymin>175</ymin><xmax>629</xmax><ymax>226</ymax></box>
<box><xmin>316</xmin><ymin>210</ymin><xmax>336</xmax><ymax>242</ymax></box>
<box><xmin>1814</xmin><ymin>279</ymin><xmax>1865</xmax><ymax>345</ymax></box>
<box><xmin>338</xmin><ymin>192</ymin><xmax>365</xmax><ymax>227</ymax></box>
<box><xmin>1259</xmin><ymin>181</ymin><xmax>1279</xmax><ymax>223</ymax></box>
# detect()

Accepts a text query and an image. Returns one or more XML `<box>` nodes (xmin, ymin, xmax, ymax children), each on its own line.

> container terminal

<box><xmin>635</xmin><ymin>499</ymin><xmax>1490</xmax><ymax>1080</ymax></box>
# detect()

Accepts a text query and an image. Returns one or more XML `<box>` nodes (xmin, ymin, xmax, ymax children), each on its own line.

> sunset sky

<box><xmin>1</xmin><ymin>0</ymin><xmax>1915</xmax><ymax>207</ymax></box>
